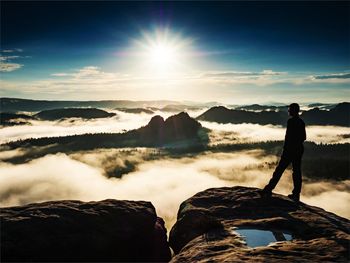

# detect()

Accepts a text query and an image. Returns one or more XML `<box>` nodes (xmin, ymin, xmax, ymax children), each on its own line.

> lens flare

<box><xmin>148</xmin><ymin>42</ymin><xmax>176</xmax><ymax>69</ymax></box>
<box><xmin>133</xmin><ymin>28</ymin><xmax>194</xmax><ymax>76</ymax></box>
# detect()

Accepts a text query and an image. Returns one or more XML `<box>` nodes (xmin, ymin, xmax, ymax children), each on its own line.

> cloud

<box><xmin>303</xmin><ymin>72</ymin><xmax>350</xmax><ymax>84</ymax></box>
<box><xmin>0</xmin><ymin>62</ymin><xmax>23</xmax><ymax>72</ymax></box>
<box><xmin>1</xmin><ymin>110</ymin><xmax>348</xmax><ymax>145</ymax></box>
<box><xmin>196</xmin><ymin>69</ymin><xmax>294</xmax><ymax>87</ymax></box>
<box><xmin>1</xmin><ymin>63</ymin><xmax>349</xmax><ymax>102</ymax></box>
<box><xmin>51</xmin><ymin>66</ymin><xmax>118</xmax><ymax>79</ymax></box>
<box><xmin>0</xmin><ymin>154</ymin><xmax>114</xmax><ymax>205</ymax></box>
<box><xmin>0</xmin><ymin>148</ymin><xmax>27</xmax><ymax>160</ymax></box>
<box><xmin>0</xmin><ymin>56</ymin><xmax>20</xmax><ymax>61</ymax></box>
<box><xmin>51</xmin><ymin>73</ymin><xmax>70</xmax><ymax>77</ymax></box>
<box><xmin>202</xmin><ymin>70</ymin><xmax>286</xmax><ymax>78</ymax></box>
<box><xmin>200</xmin><ymin>121</ymin><xmax>350</xmax><ymax>145</ymax></box>
<box><xmin>69</xmin><ymin>148</ymin><xmax>153</xmax><ymax>178</ymax></box>
<box><xmin>0</xmin><ymin>65</ymin><xmax>290</xmax><ymax>96</ymax></box>
<box><xmin>0</xmin><ymin>51</ymin><xmax>25</xmax><ymax>72</ymax></box>
<box><xmin>74</xmin><ymin>66</ymin><xmax>110</xmax><ymax>78</ymax></box>
<box><xmin>0</xmin><ymin>152</ymin><xmax>229</xmax><ymax>229</ymax></box>
<box><xmin>0</xmin><ymin>111</ymin><xmax>141</xmax><ymax>144</ymax></box>
<box><xmin>0</xmin><ymin>150</ymin><xmax>349</xmax><ymax>230</ymax></box>
<box><xmin>313</xmin><ymin>73</ymin><xmax>350</xmax><ymax>79</ymax></box>
<box><xmin>199</xmin><ymin>69</ymin><xmax>350</xmax><ymax>87</ymax></box>
<box><xmin>1</xmin><ymin>49</ymin><xmax>23</xmax><ymax>53</ymax></box>
<box><xmin>12</xmin><ymin>66</ymin><xmax>142</xmax><ymax>98</ymax></box>
<box><xmin>0</xmin><ymin>109</ymin><xmax>207</xmax><ymax>144</ymax></box>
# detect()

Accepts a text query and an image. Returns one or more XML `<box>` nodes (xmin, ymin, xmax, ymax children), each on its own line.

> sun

<box><xmin>134</xmin><ymin>28</ymin><xmax>193</xmax><ymax>76</ymax></box>
<box><xmin>148</xmin><ymin>42</ymin><xmax>176</xmax><ymax>69</ymax></box>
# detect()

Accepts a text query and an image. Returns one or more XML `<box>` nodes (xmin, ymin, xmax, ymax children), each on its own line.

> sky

<box><xmin>1</xmin><ymin>1</ymin><xmax>349</xmax><ymax>104</ymax></box>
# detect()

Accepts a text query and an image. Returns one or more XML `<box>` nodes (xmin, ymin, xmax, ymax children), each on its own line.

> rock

<box><xmin>163</xmin><ymin>112</ymin><xmax>202</xmax><ymax>141</ymax></box>
<box><xmin>169</xmin><ymin>186</ymin><xmax>350</xmax><ymax>262</ymax></box>
<box><xmin>137</xmin><ymin>112</ymin><xmax>205</xmax><ymax>146</ymax></box>
<box><xmin>1</xmin><ymin>199</ymin><xmax>171</xmax><ymax>262</ymax></box>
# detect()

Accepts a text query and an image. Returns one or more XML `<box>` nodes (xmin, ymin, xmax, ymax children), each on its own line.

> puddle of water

<box><xmin>233</xmin><ymin>228</ymin><xmax>292</xmax><ymax>248</ymax></box>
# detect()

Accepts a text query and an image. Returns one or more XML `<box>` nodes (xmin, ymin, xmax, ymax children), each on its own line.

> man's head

<box><xmin>288</xmin><ymin>103</ymin><xmax>300</xmax><ymax>117</ymax></box>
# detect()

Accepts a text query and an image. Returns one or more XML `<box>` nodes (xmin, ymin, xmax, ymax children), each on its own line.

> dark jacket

<box><xmin>283</xmin><ymin>116</ymin><xmax>306</xmax><ymax>154</ymax></box>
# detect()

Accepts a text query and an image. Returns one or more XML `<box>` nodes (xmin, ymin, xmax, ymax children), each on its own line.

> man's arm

<box><xmin>301</xmin><ymin>121</ymin><xmax>306</xmax><ymax>142</ymax></box>
<box><xmin>284</xmin><ymin>119</ymin><xmax>292</xmax><ymax>148</ymax></box>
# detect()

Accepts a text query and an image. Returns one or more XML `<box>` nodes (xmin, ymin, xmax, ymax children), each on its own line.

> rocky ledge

<box><xmin>169</xmin><ymin>186</ymin><xmax>350</xmax><ymax>262</ymax></box>
<box><xmin>1</xmin><ymin>199</ymin><xmax>171</xmax><ymax>262</ymax></box>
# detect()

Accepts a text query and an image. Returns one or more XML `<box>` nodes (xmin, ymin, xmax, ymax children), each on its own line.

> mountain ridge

<box><xmin>197</xmin><ymin>102</ymin><xmax>350</xmax><ymax>126</ymax></box>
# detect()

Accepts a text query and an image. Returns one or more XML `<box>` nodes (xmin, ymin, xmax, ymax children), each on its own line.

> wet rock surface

<box><xmin>1</xmin><ymin>199</ymin><xmax>171</xmax><ymax>262</ymax></box>
<box><xmin>169</xmin><ymin>186</ymin><xmax>350</xmax><ymax>262</ymax></box>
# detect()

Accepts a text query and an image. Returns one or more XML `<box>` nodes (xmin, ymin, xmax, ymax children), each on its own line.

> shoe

<box><xmin>259</xmin><ymin>189</ymin><xmax>272</xmax><ymax>198</ymax></box>
<box><xmin>288</xmin><ymin>194</ymin><xmax>300</xmax><ymax>202</ymax></box>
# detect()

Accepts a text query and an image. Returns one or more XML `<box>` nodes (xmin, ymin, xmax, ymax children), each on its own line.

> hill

<box><xmin>197</xmin><ymin>102</ymin><xmax>350</xmax><ymax>126</ymax></box>
<box><xmin>115</xmin><ymin>108</ymin><xmax>154</xmax><ymax>114</ymax></box>
<box><xmin>302</xmin><ymin>102</ymin><xmax>350</xmax><ymax>126</ymax></box>
<box><xmin>234</xmin><ymin>104</ymin><xmax>287</xmax><ymax>112</ymax></box>
<box><xmin>0</xmin><ymin>112</ymin><xmax>36</xmax><ymax>126</ymax></box>
<box><xmin>197</xmin><ymin>106</ymin><xmax>286</xmax><ymax>125</ymax></box>
<box><xmin>34</xmin><ymin>108</ymin><xmax>116</xmax><ymax>120</ymax></box>
<box><xmin>160</xmin><ymin>104</ymin><xmax>204</xmax><ymax>112</ymax></box>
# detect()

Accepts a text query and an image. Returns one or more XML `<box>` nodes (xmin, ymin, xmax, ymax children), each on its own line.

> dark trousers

<box><xmin>264</xmin><ymin>148</ymin><xmax>303</xmax><ymax>196</ymax></box>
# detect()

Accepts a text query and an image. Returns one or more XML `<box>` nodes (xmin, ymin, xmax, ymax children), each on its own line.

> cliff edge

<box><xmin>1</xmin><ymin>199</ymin><xmax>171</xmax><ymax>262</ymax></box>
<box><xmin>169</xmin><ymin>186</ymin><xmax>350</xmax><ymax>262</ymax></box>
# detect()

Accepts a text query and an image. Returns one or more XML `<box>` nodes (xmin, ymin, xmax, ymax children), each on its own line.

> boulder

<box><xmin>1</xmin><ymin>199</ymin><xmax>171</xmax><ymax>262</ymax></box>
<box><xmin>169</xmin><ymin>186</ymin><xmax>350</xmax><ymax>262</ymax></box>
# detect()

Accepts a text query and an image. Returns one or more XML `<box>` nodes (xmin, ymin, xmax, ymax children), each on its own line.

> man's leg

<box><xmin>263</xmin><ymin>154</ymin><xmax>291</xmax><ymax>193</ymax></box>
<box><xmin>291</xmin><ymin>154</ymin><xmax>302</xmax><ymax>198</ymax></box>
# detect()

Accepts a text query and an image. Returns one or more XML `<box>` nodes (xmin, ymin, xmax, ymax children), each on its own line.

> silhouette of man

<box><xmin>260</xmin><ymin>103</ymin><xmax>306</xmax><ymax>202</ymax></box>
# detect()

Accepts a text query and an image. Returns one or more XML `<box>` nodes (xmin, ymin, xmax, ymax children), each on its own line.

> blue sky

<box><xmin>1</xmin><ymin>1</ymin><xmax>349</xmax><ymax>103</ymax></box>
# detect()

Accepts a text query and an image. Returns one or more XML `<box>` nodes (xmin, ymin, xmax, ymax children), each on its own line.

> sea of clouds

<box><xmin>1</xmin><ymin>110</ymin><xmax>349</xmax><ymax>229</ymax></box>
<box><xmin>1</xmin><ymin>149</ymin><xmax>349</xmax><ymax>229</ymax></box>
<box><xmin>1</xmin><ymin>109</ymin><xmax>349</xmax><ymax>145</ymax></box>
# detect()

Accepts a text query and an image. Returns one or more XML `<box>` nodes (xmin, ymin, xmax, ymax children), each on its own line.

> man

<box><xmin>260</xmin><ymin>103</ymin><xmax>306</xmax><ymax>202</ymax></box>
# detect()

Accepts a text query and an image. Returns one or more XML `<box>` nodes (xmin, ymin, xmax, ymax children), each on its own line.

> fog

<box><xmin>0</xmin><ymin>111</ymin><xmax>148</xmax><ymax>144</ymax></box>
<box><xmin>0</xmin><ymin>109</ymin><xmax>207</xmax><ymax>144</ymax></box>
<box><xmin>201</xmin><ymin>121</ymin><xmax>350</xmax><ymax>145</ymax></box>
<box><xmin>1</xmin><ymin>110</ymin><xmax>349</xmax><ymax>229</ymax></box>
<box><xmin>1</xmin><ymin>111</ymin><xmax>349</xmax><ymax>145</ymax></box>
<box><xmin>1</xmin><ymin>149</ymin><xmax>349</xmax><ymax>229</ymax></box>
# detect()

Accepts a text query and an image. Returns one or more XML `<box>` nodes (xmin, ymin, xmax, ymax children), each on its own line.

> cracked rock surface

<box><xmin>1</xmin><ymin>199</ymin><xmax>171</xmax><ymax>262</ymax></box>
<box><xmin>169</xmin><ymin>186</ymin><xmax>350</xmax><ymax>262</ymax></box>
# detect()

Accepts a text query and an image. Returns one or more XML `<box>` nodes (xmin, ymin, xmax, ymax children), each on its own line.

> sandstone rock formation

<box><xmin>137</xmin><ymin>112</ymin><xmax>206</xmax><ymax>146</ymax></box>
<box><xmin>1</xmin><ymin>199</ymin><xmax>171</xmax><ymax>262</ymax></box>
<box><xmin>169</xmin><ymin>186</ymin><xmax>350</xmax><ymax>262</ymax></box>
